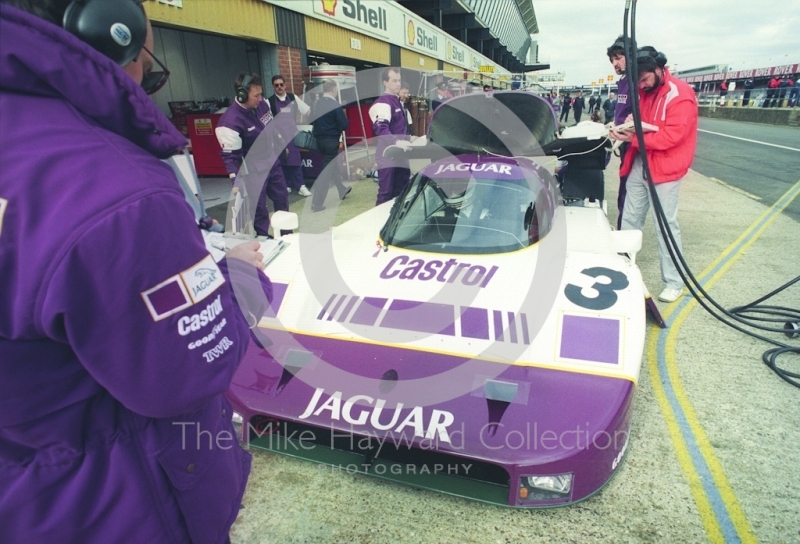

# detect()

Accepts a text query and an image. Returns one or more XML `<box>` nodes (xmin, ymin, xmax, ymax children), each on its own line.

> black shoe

<box><xmin>339</xmin><ymin>187</ymin><xmax>352</xmax><ymax>200</ymax></box>
<box><xmin>311</xmin><ymin>205</ymin><xmax>326</xmax><ymax>212</ymax></box>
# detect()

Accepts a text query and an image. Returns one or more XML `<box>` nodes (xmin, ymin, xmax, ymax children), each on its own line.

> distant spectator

<box><xmin>588</xmin><ymin>94</ymin><xmax>597</xmax><ymax>111</ymax></box>
<box><xmin>743</xmin><ymin>78</ymin><xmax>754</xmax><ymax>106</ymax></box>
<box><xmin>788</xmin><ymin>77</ymin><xmax>798</xmax><ymax>108</ymax></box>
<box><xmin>765</xmin><ymin>75</ymin><xmax>780</xmax><ymax>107</ymax></box>
<box><xmin>399</xmin><ymin>81</ymin><xmax>413</xmax><ymax>134</ymax></box>
<box><xmin>432</xmin><ymin>81</ymin><xmax>449</xmax><ymax>110</ymax></box>
<box><xmin>777</xmin><ymin>77</ymin><xmax>790</xmax><ymax>107</ymax></box>
<box><xmin>312</xmin><ymin>79</ymin><xmax>350</xmax><ymax>211</ymax></box>
<box><xmin>572</xmin><ymin>90</ymin><xmax>585</xmax><ymax>123</ymax></box>
<box><xmin>560</xmin><ymin>93</ymin><xmax>572</xmax><ymax>123</ymax></box>
<box><xmin>602</xmin><ymin>91</ymin><xmax>617</xmax><ymax>123</ymax></box>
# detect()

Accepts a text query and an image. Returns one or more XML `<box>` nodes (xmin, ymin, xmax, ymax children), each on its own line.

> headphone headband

<box><xmin>637</xmin><ymin>48</ymin><xmax>667</xmax><ymax>68</ymax></box>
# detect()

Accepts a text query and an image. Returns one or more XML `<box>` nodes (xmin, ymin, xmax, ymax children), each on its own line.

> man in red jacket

<box><xmin>610</xmin><ymin>47</ymin><xmax>698</xmax><ymax>303</ymax></box>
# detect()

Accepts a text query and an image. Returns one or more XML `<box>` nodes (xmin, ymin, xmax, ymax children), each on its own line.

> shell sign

<box><xmin>407</xmin><ymin>19</ymin><xmax>415</xmax><ymax>46</ymax></box>
<box><xmin>321</xmin><ymin>0</ymin><xmax>337</xmax><ymax>16</ymax></box>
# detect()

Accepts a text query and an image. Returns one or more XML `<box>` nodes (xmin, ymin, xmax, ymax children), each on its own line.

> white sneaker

<box><xmin>287</xmin><ymin>187</ymin><xmax>292</xmax><ymax>194</ymax></box>
<box><xmin>298</xmin><ymin>185</ymin><xmax>312</xmax><ymax>197</ymax></box>
<box><xmin>658</xmin><ymin>287</ymin><xmax>684</xmax><ymax>303</ymax></box>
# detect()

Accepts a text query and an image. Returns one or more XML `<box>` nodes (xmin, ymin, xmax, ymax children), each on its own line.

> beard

<box><xmin>641</xmin><ymin>71</ymin><xmax>663</xmax><ymax>93</ymax></box>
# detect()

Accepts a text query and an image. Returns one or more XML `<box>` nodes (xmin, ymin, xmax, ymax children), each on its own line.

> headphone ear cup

<box><xmin>235</xmin><ymin>74</ymin><xmax>252</xmax><ymax>103</ymax></box>
<box><xmin>656</xmin><ymin>52</ymin><xmax>667</xmax><ymax>67</ymax></box>
<box><xmin>63</xmin><ymin>0</ymin><xmax>147</xmax><ymax>66</ymax></box>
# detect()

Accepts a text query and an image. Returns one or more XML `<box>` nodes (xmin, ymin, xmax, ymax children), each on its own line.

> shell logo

<box><xmin>321</xmin><ymin>0</ymin><xmax>337</xmax><ymax>16</ymax></box>
<box><xmin>407</xmin><ymin>20</ymin><xmax>415</xmax><ymax>45</ymax></box>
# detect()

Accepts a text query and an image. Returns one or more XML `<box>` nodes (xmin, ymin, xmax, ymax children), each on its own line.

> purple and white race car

<box><xmin>227</xmin><ymin>91</ymin><xmax>646</xmax><ymax>507</ymax></box>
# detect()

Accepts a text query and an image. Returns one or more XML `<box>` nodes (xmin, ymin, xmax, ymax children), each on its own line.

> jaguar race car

<box><xmin>227</xmin><ymin>91</ymin><xmax>646</xmax><ymax>507</ymax></box>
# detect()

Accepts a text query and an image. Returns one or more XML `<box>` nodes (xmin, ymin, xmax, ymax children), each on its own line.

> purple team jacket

<box><xmin>615</xmin><ymin>76</ymin><xmax>632</xmax><ymax>126</ymax></box>
<box><xmin>370</xmin><ymin>93</ymin><xmax>410</xmax><ymax>168</ymax></box>
<box><xmin>0</xmin><ymin>6</ymin><xmax>271</xmax><ymax>543</ymax></box>
<box><xmin>215</xmin><ymin>99</ymin><xmax>282</xmax><ymax>177</ymax></box>
<box><xmin>271</xmin><ymin>95</ymin><xmax>303</xmax><ymax>167</ymax></box>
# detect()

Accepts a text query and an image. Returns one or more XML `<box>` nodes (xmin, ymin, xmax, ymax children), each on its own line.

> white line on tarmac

<box><xmin>708</xmin><ymin>177</ymin><xmax>762</xmax><ymax>201</ymax></box>
<box><xmin>698</xmin><ymin>129</ymin><xmax>800</xmax><ymax>152</ymax></box>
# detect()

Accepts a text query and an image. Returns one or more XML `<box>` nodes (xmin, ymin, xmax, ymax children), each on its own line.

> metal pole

<box><xmin>337</xmin><ymin>85</ymin><xmax>351</xmax><ymax>180</ymax></box>
<box><xmin>354</xmin><ymin>81</ymin><xmax>371</xmax><ymax>164</ymax></box>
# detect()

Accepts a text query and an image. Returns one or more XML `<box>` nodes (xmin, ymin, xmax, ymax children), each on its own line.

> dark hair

<box><xmin>400</xmin><ymin>80</ymin><xmax>409</xmax><ymax>90</ymax></box>
<box><xmin>271</xmin><ymin>74</ymin><xmax>284</xmax><ymax>84</ymax></box>
<box><xmin>607</xmin><ymin>35</ymin><xmax>628</xmax><ymax>59</ymax></box>
<box><xmin>322</xmin><ymin>79</ymin><xmax>337</xmax><ymax>93</ymax></box>
<box><xmin>3</xmin><ymin>0</ymin><xmax>73</xmax><ymax>24</ymax></box>
<box><xmin>636</xmin><ymin>46</ymin><xmax>664</xmax><ymax>73</ymax></box>
<box><xmin>381</xmin><ymin>67</ymin><xmax>400</xmax><ymax>82</ymax></box>
<box><xmin>235</xmin><ymin>72</ymin><xmax>262</xmax><ymax>91</ymax></box>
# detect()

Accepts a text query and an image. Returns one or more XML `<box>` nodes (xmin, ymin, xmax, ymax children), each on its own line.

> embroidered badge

<box><xmin>141</xmin><ymin>255</ymin><xmax>226</xmax><ymax>321</ymax></box>
<box><xmin>141</xmin><ymin>275</ymin><xmax>193</xmax><ymax>321</ymax></box>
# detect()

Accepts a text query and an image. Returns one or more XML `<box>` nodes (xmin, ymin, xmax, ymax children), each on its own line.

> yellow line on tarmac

<box><xmin>649</xmin><ymin>178</ymin><xmax>800</xmax><ymax>543</ymax></box>
<box><xmin>647</xmin><ymin>332</ymin><xmax>725</xmax><ymax>542</ymax></box>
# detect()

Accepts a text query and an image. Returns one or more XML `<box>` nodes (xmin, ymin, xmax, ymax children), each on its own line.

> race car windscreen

<box><xmin>382</xmin><ymin>162</ymin><xmax>554</xmax><ymax>255</ymax></box>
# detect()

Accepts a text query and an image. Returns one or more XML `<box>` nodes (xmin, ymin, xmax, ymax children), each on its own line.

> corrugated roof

<box><xmin>514</xmin><ymin>0</ymin><xmax>538</xmax><ymax>34</ymax></box>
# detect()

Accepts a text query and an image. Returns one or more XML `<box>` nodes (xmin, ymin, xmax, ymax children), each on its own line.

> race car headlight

<box><xmin>518</xmin><ymin>473</ymin><xmax>573</xmax><ymax>503</ymax></box>
<box><xmin>528</xmin><ymin>474</ymin><xmax>572</xmax><ymax>494</ymax></box>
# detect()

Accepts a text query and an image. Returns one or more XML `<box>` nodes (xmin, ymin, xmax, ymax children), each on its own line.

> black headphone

<box><xmin>637</xmin><ymin>49</ymin><xmax>668</xmax><ymax>68</ymax></box>
<box><xmin>236</xmin><ymin>74</ymin><xmax>253</xmax><ymax>104</ymax></box>
<box><xmin>63</xmin><ymin>0</ymin><xmax>147</xmax><ymax>66</ymax></box>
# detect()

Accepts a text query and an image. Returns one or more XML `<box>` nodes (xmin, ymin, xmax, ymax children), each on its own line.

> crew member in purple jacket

<box><xmin>216</xmin><ymin>72</ymin><xmax>290</xmax><ymax>236</ymax></box>
<box><xmin>370</xmin><ymin>67</ymin><xmax>412</xmax><ymax>205</ymax></box>
<box><xmin>0</xmin><ymin>1</ymin><xmax>272</xmax><ymax>542</ymax></box>
<box><xmin>268</xmin><ymin>74</ymin><xmax>312</xmax><ymax>197</ymax></box>
<box><xmin>608</xmin><ymin>36</ymin><xmax>633</xmax><ymax>229</ymax></box>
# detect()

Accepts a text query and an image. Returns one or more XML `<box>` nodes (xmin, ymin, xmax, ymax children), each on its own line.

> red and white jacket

<box><xmin>620</xmin><ymin>68</ymin><xmax>698</xmax><ymax>183</ymax></box>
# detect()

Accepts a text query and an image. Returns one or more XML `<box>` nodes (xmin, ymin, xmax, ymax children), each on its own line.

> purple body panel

<box><xmin>227</xmin><ymin>332</ymin><xmax>634</xmax><ymax>506</ymax></box>
<box><xmin>560</xmin><ymin>315</ymin><xmax>620</xmax><ymax>364</ymax></box>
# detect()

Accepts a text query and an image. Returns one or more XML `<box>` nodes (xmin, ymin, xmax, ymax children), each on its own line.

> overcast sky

<box><xmin>530</xmin><ymin>0</ymin><xmax>800</xmax><ymax>85</ymax></box>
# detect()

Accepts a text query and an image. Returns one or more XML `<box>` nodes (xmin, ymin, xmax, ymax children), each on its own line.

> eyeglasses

<box><xmin>140</xmin><ymin>46</ymin><xmax>170</xmax><ymax>95</ymax></box>
<box><xmin>273</xmin><ymin>82</ymin><xmax>285</xmax><ymax>87</ymax></box>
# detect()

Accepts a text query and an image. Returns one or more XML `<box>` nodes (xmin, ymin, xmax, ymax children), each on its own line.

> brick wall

<box><xmin>276</xmin><ymin>45</ymin><xmax>304</xmax><ymax>95</ymax></box>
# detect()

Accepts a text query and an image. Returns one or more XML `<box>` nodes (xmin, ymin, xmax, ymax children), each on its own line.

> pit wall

<box><xmin>699</xmin><ymin>105</ymin><xmax>800</xmax><ymax>127</ymax></box>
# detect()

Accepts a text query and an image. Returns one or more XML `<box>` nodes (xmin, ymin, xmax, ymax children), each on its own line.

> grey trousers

<box><xmin>621</xmin><ymin>157</ymin><xmax>684</xmax><ymax>290</ymax></box>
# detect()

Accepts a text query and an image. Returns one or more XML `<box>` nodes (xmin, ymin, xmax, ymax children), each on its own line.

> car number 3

<box><xmin>564</xmin><ymin>267</ymin><xmax>629</xmax><ymax>310</ymax></box>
